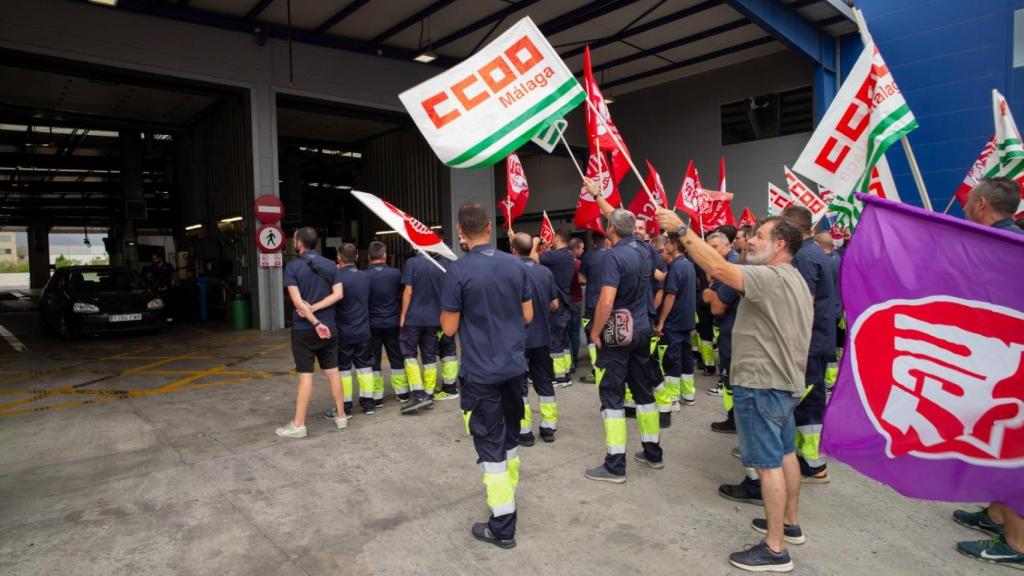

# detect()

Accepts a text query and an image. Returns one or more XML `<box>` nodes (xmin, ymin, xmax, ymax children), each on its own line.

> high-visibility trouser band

<box><xmin>624</xmin><ymin>385</ymin><xmax>635</xmax><ymax>407</ymax></box>
<box><xmin>681</xmin><ymin>374</ymin><xmax>696</xmax><ymax>398</ymax></box>
<box><xmin>653</xmin><ymin>382</ymin><xmax>672</xmax><ymax>412</ymax></box>
<box><xmin>538</xmin><ymin>396</ymin><xmax>558</xmax><ymax>430</ymax></box>
<box><xmin>636</xmin><ymin>403</ymin><xmax>660</xmax><ymax>443</ymax></box>
<box><xmin>699</xmin><ymin>341</ymin><xmax>715</xmax><ymax>365</ymax></box>
<box><xmin>482</xmin><ymin>464</ymin><xmax>516</xmax><ymax>517</ymax></box>
<box><xmin>664</xmin><ymin>376</ymin><xmax>681</xmax><ymax>400</ymax></box>
<box><xmin>825</xmin><ymin>364</ymin><xmax>838</xmax><ymax>386</ymax></box>
<box><xmin>552</xmin><ymin>353</ymin><xmax>570</xmax><ymax>378</ymax></box>
<box><xmin>373</xmin><ymin>372</ymin><xmax>385</xmax><ymax>397</ymax></box>
<box><xmin>712</xmin><ymin>326</ymin><xmax>720</xmax><ymax>346</ymax></box>
<box><xmin>441</xmin><ymin>356</ymin><xmax>458</xmax><ymax>385</ymax></box>
<box><xmin>462</xmin><ymin>410</ymin><xmax>472</xmax><ymax>436</ymax></box>
<box><xmin>691</xmin><ymin>331</ymin><xmax>700</xmax><ymax>352</ymax></box>
<box><xmin>508</xmin><ymin>449</ymin><xmax>521</xmax><ymax>490</ymax></box>
<box><xmin>603</xmin><ymin>409</ymin><xmax>627</xmax><ymax>454</ymax></box>
<box><xmin>391</xmin><ymin>369</ymin><xmax>408</xmax><ymax>394</ymax></box>
<box><xmin>404</xmin><ymin>358</ymin><xmax>423</xmax><ymax>390</ymax></box>
<box><xmin>341</xmin><ymin>374</ymin><xmax>353</xmax><ymax>402</ymax></box>
<box><xmin>723</xmin><ymin>385</ymin><xmax>734</xmax><ymax>412</ymax></box>
<box><xmin>422</xmin><ymin>362</ymin><xmax>438</xmax><ymax>393</ymax></box>
<box><xmin>796</xmin><ymin>424</ymin><xmax>825</xmax><ymax>466</ymax></box>
<box><xmin>521</xmin><ymin>396</ymin><xmax>533</xmax><ymax>434</ymax></box>
<box><xmin>357</xmin><ymin>368</ymin><xmax>374</xmax><ymax>399</ymax></box>
<box><xmin>746</xmin><ymin>468</ymin><xmax>759</xmax><ymax>480</ymax></box>
<box><xmin>649</xmin><ymin>335</ymin><xmax>660</xmax><ymax>355</ymax></box>
<box><xmin>800</xmin><ymin>384</ymin><xmax>814</xmax><ymax>403</ymax></box>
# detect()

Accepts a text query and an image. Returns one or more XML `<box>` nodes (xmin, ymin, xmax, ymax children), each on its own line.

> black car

<box><xmin>39</xmin><ymin>266</ymin><xmax>168</xmax><ymax>339</ymax></box>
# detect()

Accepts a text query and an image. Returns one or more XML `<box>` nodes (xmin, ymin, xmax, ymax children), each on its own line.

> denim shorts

<box><xmin>734</xmin><ymin>385</ymin><xmax>798</xmax><ymax>469</ymax></box>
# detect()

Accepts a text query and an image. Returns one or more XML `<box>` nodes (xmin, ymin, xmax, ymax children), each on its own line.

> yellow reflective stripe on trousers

<box><xmin>653</xmin><ymin>382</ymin><xmax>672</xmax><ymax>412</ymax></box>
<box><xmin>462</xmin><ymin>410</ymin><xmax>472</xmax><ymax>436</ymax></box>
<box><xmin>663</xmin><ymin>376</ymin><xmax>680</xmax><ymax>402</ymax></box>
<box><xmin>602</xmin><ymin>409</ymin><xmax>626</xmax><ymax>454</ymax></box>
<box><xmin>681</xmin><ymin>373</ymin><xmax>696</xmax><ymax>398</ymax></box>
<box><xmin>538</xmin><ymin>395</ymin><xmax>558</xmax><ymax>429</ymax></box>
<box><xmin>441</xmin><ymin>356</ymin><xmax>458</xmax><ymax>385</ymax></box>
<box><xmin>357</xmin><ymin>367</ymin><xmax>374</xmax><ymax>399</ymax></box>
<box><xmin>341</xmin><ymin>374</ymin><xmax>353</xmax><ymax>402</ymax></box>
<box><xmin>423</xmin><ymin>362</ymin><xmax>438</xmax><ymax>394</ymax></box>
<box><xmin>391</xmin><ymin>368</ymin><xmax>408</xmax><ymax>394</ymax></box>
<box><xmin>520</xmin><ymin>396</ymin><xmax>532</xmax><ymax>434</ymax></box>
<box><xmin>507</xmin><ymin>446</ymin><xmax>521</xmax><ymax>489</ymax></box>
<box><xmin>481</xmin><ymin>460</ymin><xmax>516</xmax><ymax>517</ymax></box>
<box><xmin>636</xmin><ymin>402</ymin><xmax>660</xmax><ymax>443</ymax></box>
<box><xmin>796</xmin><ymin>424</ymin><xmax>825</xmax><ymax>467</ymax></box>
<box><xmin>723</xmin><ymin>385</ymin><xmax>734</xmax><ymax>412</ymax></box>
<box><xmin>404</xmin><ymin>358</ymin><xmax>423</xmax><ymax>391</ymax></box>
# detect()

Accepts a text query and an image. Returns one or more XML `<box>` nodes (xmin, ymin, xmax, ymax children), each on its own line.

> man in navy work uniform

<box><xmin>324</xmin><ymin>243</ymin><xmax>374</xmax><ymax>417</ymax></box>
<box><xmin>655</xmin><ymin>232</ymin><xmax>696</xmax><ymax>414</ymax></box>
<box><xmin>780</xmin><ymin>205</ymin><xmax>837</xmax><ymax>483</ymax></box>
<box><xmin>365</xmin><ymin>241</ymin><xmax>407</xmax><ymax>405</ymax></box>
<box><xmin>512</xmin><ymin>232</ymin><xmax>560</xmax><ymax>445</ymax></box>
<box><xmin>399</xmin><ymin>251</ymin><xmax>446</xmax><ymax>414</ymax></box>
<box><xmin>584</xmin><ymin>207</ymin><xmax>663</xmax><ymax>483</ymax></box>
<box><xmin>578</xmin><ymin>233</ymin><xmax>610</xmax><ymax>385</ymax></box>
<box><xmin>533</xmin><ymin>227</ymin><xmax>574</xmax><ymax>388</ymax></box>
<box><xmin>441</xmin><ymin>203</ymin><xmax>532</xmax><ymax>550</ymax></box>
<box><xmin>278</xmin><ymin>226</ymin><xmax>347</xmax><ymax>438</ymax></box>
<box><xmin>705</xmin><ymin>233</ymin><xmax>742</xmax><ymax>434</ymax></box>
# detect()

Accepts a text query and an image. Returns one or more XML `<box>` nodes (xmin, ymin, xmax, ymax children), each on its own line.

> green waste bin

<box><xmin>231</xmin><ymin>293</ymin><xmax>251</xmax><ymax>330</ymax></box>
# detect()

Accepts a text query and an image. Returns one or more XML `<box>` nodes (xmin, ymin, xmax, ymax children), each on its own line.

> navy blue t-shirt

<box><xmin>827</xmin><ymin>251</ymin><xmax>842</xmax><ymax>318</ymax></box>
<box><xmin>663</xmin><ymin>255</ymin><xmax>696</xmax><ymax>331</ymax></box>
<box><xmin>793</xmin><ymin>237</ymin><xmax>838</xmax><ymax>356</ymax></box>
<box><xmin>442</xmin><ymin>245</ymin><xmax>531</xmax><ymax>385</ymax></box>
<box><xmin>520</xmin><ymin>258</ymin><xmax>557</xmax><ymax>349</ymax></box>
<box><xmin>335</xmin><ymin>264</ymin><xmax>371</xmax><ymax>343</ymax></box>
<box><xmin>580</xmin><ymin>245</ymin><xmax>608</xmax><ymax>314</ymax></box>
<box><xmin>715</xmin><ymin>282</ymin><xmax>741</xmax><ymax>358</ymax></box>
<box><xmin>539</xmin><ymin>246</ymin><xmax>575</xmax><ymax>307</ymax></box>
<box><xmin>402</xmin><ymin>254</ymin><xmax>445</xmax><ymax>327</ymax></box>
<box><xmin>366</xmin><ymin>263</ymin><xmax>402</xmax><ymax>329</ymax></box>
<box><xmin>645</xmin><ymin>241</ymin><xmax>666</xmax><ymax>317</ymax></box>
<box><xmin>283</xmin><ymin>252</ymin><xmax>342</xmax><ymax>329</ymax></box>
<box><xmin>598</xmin><ymin>235</ymin><xmax>651</xmax><ymax>334</ymax></box>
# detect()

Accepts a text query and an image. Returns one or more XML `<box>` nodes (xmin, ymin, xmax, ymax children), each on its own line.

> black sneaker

<box><xmin>540</xmin><ymin>430</ymin><xmax>555</xmax><ymax>443</ymax></box>
<box><xmin>397</xmin><ymin>393</ymin><xmax>411</xmax><ymax>404</ymax></box>
<box><xmin>363</xmin><ymin>407</ymin><xmax>375</xmax><ymax>416</ymax></box>
<box><xmin>584</xmin><ymin>465</ymin><xmax>626</xmax><ymax>484</ymax></box>
<box><xmin>719</xmin><ymin>477</ymin><xmax>763</xmax><ymax>505</ymax></box>
<box><xmin>659</xmin><ymin>411</ymin><xmax>671</xmax><ymax>429</ymax></box>
<box><xmin>471</xmin><ymin>522</ymin><xmax>516</xmax><ymax>549</ymax></box>
<box><xmin>323</xmin><ymin>408</ymin><xmax>338</xmax><ymax>420</ymax></box>
<box><xmin>519</xmin><ymin>433</ymin><xmax>535</xmax><ymax>447</ymax></box>
<box><xmin>710</xmin><ymin>417</ymin><xmax>737</xmax><ymax>434</ymax></box>
<box><xmin>374</xmin><ymin>399</ymin><xmax>384</xmax><ymax>408</ymax></box>
<box><xmin>751</xmin><ymin>518</ymin><xmax>806</xmax><ymax>545</ymax></box>
<box><xmin>633</xmin><ymin>451</ymin><xmax>664</xmax><ymax>470</ymax></box>
<box><xmin>729</xmin><ymin>540</ymin><xmax>793</xmax><ymax>572</ymax></box>
<box><xmin>400</xmin><ymin>396</ymin><xmax>433</xmax><ymax>415</ymax></box>
<box><xmin>703</xmin><ymin>365</ymin><xmax>717</xmax><ymax>376</ymax></box>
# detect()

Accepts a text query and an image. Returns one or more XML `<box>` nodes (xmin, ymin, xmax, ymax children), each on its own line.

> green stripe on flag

<box><xmin>856</xmin><ymin>105</ymin><xmax>918</xmax><ymax>192</ymax></box>
<box><xmin>447</xmin><ymin>79</ymin><xmax>581</xmax><ymax>167</ymax></box>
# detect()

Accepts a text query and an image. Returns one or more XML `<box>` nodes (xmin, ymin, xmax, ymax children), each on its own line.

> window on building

<box><xmin>721</xmin><ymin>86</ymin><xmax>813</xmax><ymax>145</ymax></box>
<box><xmin>2</xmin><ymin>249</ymin><xmax>11</xmax><ymax>254</ymax></box>
<box><xmin>0</xmin><ymin>235</ymin><xmax>11</xmax><ymax>242</ymax></box>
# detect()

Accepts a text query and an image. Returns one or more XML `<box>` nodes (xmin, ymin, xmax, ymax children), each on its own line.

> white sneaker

<box><xmin>335</xmin><ymin>415</ymin><xmax>349</xmax><ymax>430</ymax></box>
<box><xmin>553</xmin><ymin>380</ymin><xmax>573</xmax><ymax>389</ymax></box>
<box><xmin>671</xmin><ymin>401</ymin><xmax>681</xmax><ymax>413</ymax></box>
<box><xmin>682</xmin><ymin>396</ymin><xmax>696</xmax><ymax>406</ymax></box>
<box><xmin>707</xmin><ymin>385</ymin><xmax>724</xmax><ymax>396</ymax></box>
<box><xmin>275</xmin><ymin>422</ymin><xmax>307</xmax><ymax>438</ymax></box>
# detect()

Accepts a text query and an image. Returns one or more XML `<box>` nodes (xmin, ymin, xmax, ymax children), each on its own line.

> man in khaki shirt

<box><xmin>657</xmin><ymin>208</ymin><xmax>812</xmax><ymax>574</ymax></box>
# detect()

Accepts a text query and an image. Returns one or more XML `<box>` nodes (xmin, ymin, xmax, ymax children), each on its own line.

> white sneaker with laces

<box><xmin>671</xmin><ymin>400</ymin><xmax>681</xmax><ymax>413</ymax></box>
<box><xmin>335</xmin><ymin>415</ymin><xmax>349</xmax><ymax>430</ymax></box>
<box><xmin>275</xmin><ymin>422</ymin><xmax>307</xmax><ymax>438</ymax></box>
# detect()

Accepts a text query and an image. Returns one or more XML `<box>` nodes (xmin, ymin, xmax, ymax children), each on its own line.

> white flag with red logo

<box><xmin>866</xmin><ymin>155</ymin><xmax>901</xmax><ymax>202</ymax></box>
<box><xmin>957</xmin><ymin>91</ymin><xmax>1024</xmax><ymax>217</ymax></box>
<box><xmin>628</xmin><ymin>160</ymin><xmax>669</xmax><ymax>236</ymax></box>
<box><xmin>785</xmin><ymin>166</ymin><xmax>830</xmax><ymax>224</ymax></box>
<box><xmin>500</xmin><ymin>153</ymin><xmax>529</xmax><ymax>229</ymax></box>
<box><xmin>768</xmin><ymin>183</ymin><xmax>793</xmax><ymax>216</ymax></box>
<box><xmin>583</xmin><ymin>46</ymin><xmax>630</xmax><ymax>185</ymax></box>
<box><xmin>956</xmin><ymin>136</ymin><xmax>997</xmax><ymax>206</ymax></box>
<box><xmin>351</xmin><ymin>191</ymin><xmax>456</xmax><ymax>261</ymax></box>
<box><xmin>540</xmin><ymin>210</ymin><xmax>556</xmax><ymax>245</ymax></box>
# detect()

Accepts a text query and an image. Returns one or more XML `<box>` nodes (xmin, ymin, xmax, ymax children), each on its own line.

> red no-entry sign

<box><xmin>254</xmin><ymin>194</ymin><xmax>284</xmax><ymax>224</ymax></box>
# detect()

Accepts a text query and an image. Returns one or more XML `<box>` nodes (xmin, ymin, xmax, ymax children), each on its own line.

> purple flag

<box><xmin>823</xmin><ymin>194</ymin><xmax>1024</xmax><ymax>514</ymax></box>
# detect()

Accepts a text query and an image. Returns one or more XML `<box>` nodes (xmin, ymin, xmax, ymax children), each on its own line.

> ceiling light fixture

<box><xmin>414</xmin><ymin>50</ymin><xmax>437</xmax><ymax>64</ymax></box>
<box><xmin>414</xmin><ymin>17</ymin><xmax>437</xmax><ymax>63</ymax></box>
<box><xmin>88</xmin><ymin>0</ymin><xmax>118</xmax><ymax>6</ymax></box>
<box><xmin>185</xmin><ymin>224</ymin><xmax>203</xmax><ymax>231</ymax></box>
<box><xmin>219</xmin><ymin>216</ymin><xmax>243</xmax><ymax>223</ymax></box>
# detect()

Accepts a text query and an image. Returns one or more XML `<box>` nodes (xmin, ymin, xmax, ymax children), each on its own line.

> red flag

<box><xmin>699</xmin><ymin>190</ymin><xmax>735</xmax><ymax>233</ymax></box>
<box><xmin>674</xmin><ymin>160</ymin><xmax>703</xmax><ymax>224</ymax></box>
<box><xmin>719</xmin><ymin>155</ymin><xmax>727</xmax><ymax>192</ymax></box>
<box><xmin>499</xmin><ymin>153</ymin><xmax>529</xmax><ymax>229</ymax></box>
<box><xmin>583</xmin><ymin>46</ymin><xmax>630</xmax><ymax>185</ymax></box>
<box><xmin>628</xmin><ymin>160</ymin><xmax>669</xmax><ymax>236</ymax></box>
<box><xmin>574</xmin><ymin>139</ymin><xmax>617</xmax><ymax>234</ymax></box>
<box><xmin>738</xmin><ymin>208</ymin><xmax>757</xmax><ymax>227</ymax></box>
<box><xmin>540</xmin><ymin>210</ymin><xmax>555</xmax><ymax>245</ymax></box>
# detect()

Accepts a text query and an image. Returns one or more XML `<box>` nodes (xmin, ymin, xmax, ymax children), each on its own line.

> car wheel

<box><xmin>58</xmin><ymin>314</ymin><xmax>75</xmax><ymax>341</ymax></box>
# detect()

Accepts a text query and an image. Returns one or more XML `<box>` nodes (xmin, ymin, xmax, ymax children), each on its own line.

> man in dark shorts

<box><xmin>365</xmin><ymin>241</ymin><xmax>406</xmax><ymax>404</ymax></box>
<box><xmin>441</xmin><ymin>202</ymin><xmax>533</xmax><ymax>549</ymax></box>
<box><xmin>278</xmin><ymin>226</ymin><xmax>347</xmax><ymax>438</ymax></box>
<box><xmin>658</xmin><ymin>208</ymin><xmax>812</xmax><ymax>573</ymax></box>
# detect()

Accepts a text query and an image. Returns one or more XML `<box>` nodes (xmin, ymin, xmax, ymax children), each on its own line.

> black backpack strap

<box><xmin>304</xmin><ymin>256</ymin><xmax>335</xmax><ymax>288</ymax></box>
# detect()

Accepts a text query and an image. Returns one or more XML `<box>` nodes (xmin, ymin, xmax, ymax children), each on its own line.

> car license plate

<box><xmin>109</xmin><ymin>314</ymin><xmax>142</xmax><ymax>323</ymax></box>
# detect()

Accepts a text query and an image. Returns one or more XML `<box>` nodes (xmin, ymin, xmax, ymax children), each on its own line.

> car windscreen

<box><xmin>67</xmin><ymin>269</ymin><xmax>144</xmax><ymax>292</ymax></box>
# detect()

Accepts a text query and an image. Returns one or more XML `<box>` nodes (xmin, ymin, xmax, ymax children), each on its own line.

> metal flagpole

<box><xmin>941</xmin><ymin>194</ymin><xmax>959</xmax><ymax>214</ymax></box>
<box><xmin>416</xmin><ymin>247</ymin><xmax>448</xmax><ymax>272</ymax></box>
<box><xmin>559</xmin><ymin>133</ymin><xmax>586</xmax><ymax>180</ymax></box>
<box><xmin>853</xmin><ymin>7</ymin><xmax>933</xmax><ymax>211</ymax></box>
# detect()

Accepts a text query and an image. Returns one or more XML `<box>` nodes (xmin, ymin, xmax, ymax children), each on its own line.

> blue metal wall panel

<box><xmin>852</xmin><ymin>0</ymin><xmax>1021</xmax><ymax>213</ymax></box>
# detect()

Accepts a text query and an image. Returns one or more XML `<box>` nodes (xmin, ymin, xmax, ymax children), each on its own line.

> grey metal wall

<box><xmin>363</xmin><ymin>126</ymin><xmax>447</xmax><ymax>269</ymax></box>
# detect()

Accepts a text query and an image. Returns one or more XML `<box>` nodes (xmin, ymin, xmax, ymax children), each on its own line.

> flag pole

<box><xmin>853</xmin><ymin>7</ymin><xmax>934</xmax><ymax>211</ymax></box>
<box><xmin>941</xmin><ymin>195</ymin><xmax>959</xmax><ymax>214</ymax></box>
<box><xmin>416</xmin><ymin>247</ymin><xmax>448</xmax><ymax>272</ymax></box>
<box><xmin>585</xmin><ymin>98</ymin><xmax>653</xmax><ymax>198</ymax></box>
<box><xmin>558</xmin><ymin>133</ymin><xmax>586</xmax><ymax>180</ymax></box>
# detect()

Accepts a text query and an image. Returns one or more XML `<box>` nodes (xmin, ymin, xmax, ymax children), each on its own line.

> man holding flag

<box><xmin>532</xmin><ymin>228</ymin><xmax>575</xmax><ymax>388</ymax></box>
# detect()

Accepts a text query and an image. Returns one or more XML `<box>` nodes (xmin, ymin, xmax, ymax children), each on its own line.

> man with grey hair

<box><xmin>965</xmin><ymin>176</ymin><xmax>1024</xmax><ymax>233</ymax></box>
<box><xmin>582</xmin><ymin>191</ymin><xmax>663</xmax><ymax>483</ymax></box>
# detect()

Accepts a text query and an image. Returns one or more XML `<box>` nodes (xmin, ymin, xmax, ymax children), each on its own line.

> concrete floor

<box><xmin>0</xmin><ymin>312</ymin><xmax>1005</xmax><ymax>576</ymax></box>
